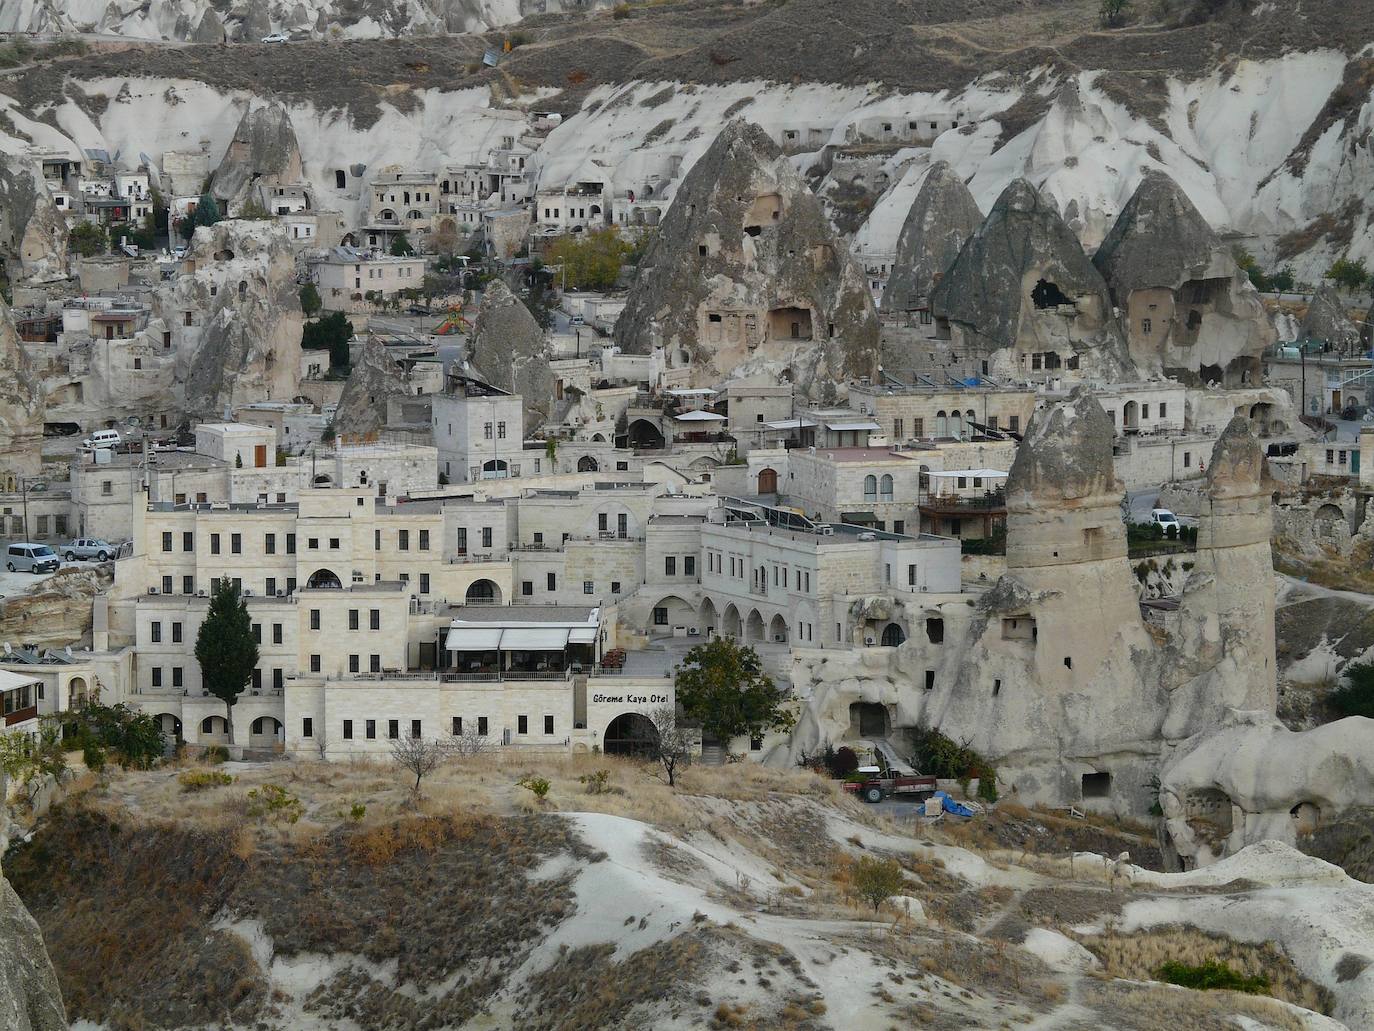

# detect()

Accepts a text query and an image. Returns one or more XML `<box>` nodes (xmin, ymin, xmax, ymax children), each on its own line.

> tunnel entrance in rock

<box><xmin>768</xmin><ymin>306</ymin><xmax>812</xmax><ymax>340</ymax></box>
<box><xmin>1081</xmin><ymin>772</ymin><xmax>1112</xmax><ymax>799</ymax></box>
<box><xmin>214</xmin><ymin>249</ymin><xmax>235</xmax><ymax>261</ymax></box>
<box><xmin>1290</xmin><ymin>801</ymin><xmax>1321</xmax><ymax>834</ymax></box>
<box><xmin>1031</xmin><ymin>279</ymin><xmax>1071</xmax><ymax>309</ymax></box>
<box><xmin>1199</xmin><ymin>364</ymin><xmax>1224</xmax><ymax>386</ymax></box>
<box><xmin>1184</xmin><ymin>787</ymin><xmax>1233</xmax><ymax>835</ymax></box>
<box><xmin>849</xmin><ymin>702</ymin><xmax>889</xmax><ymax>738</ymax></box>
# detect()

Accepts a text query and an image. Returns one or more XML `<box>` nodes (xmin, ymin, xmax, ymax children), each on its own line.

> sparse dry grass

<box><xmin>1078</xmin><ymin>977</ymin><xmax>1316</xmax><ymax>1031</ymax></box>
<box><xmin>1078</xmin><ymin>927</ymin><xmax>1334</xmax><ymax>1016</ymax></box>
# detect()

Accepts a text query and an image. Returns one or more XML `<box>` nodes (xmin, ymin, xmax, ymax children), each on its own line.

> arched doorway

<box><xmin>603</xmin><ymin>712</ymin><xmax>659</xmax><ymax>756</ymax></box>
<box><xmin>153</xmin><ymin>713</ymin><xmax>182</xmax><ymax>752</ymax></box>
<box><xmin>1315</xmin><ymin>504</ymin><xmax>1347</xmax><ymax>534</ymax></box>
<box><xmin>307</xmin><ymin>568</ymin><xmax>342</xmax><ymax>589</ymax></box>
<box><xmin>768</xmin><ymin>613</ymin><xmax>788</xmax><ymax>643</ymax></box>
<box><xmin>758</xmin><ymin>468</ymin><xmax>778</xmax><ymax>494</ymax></box>
<box><xmin>627</xmin><ymin>419</ymin><xmax>665</xmax><ymax>449</ymax></box>
<box><xmin>68</xmin><ymin>676</ymin><xmax>89</xmax><ymax>707</ymax></box>
<box><xmin>313</xmin><ymin>474</ymin><xmax>333</xmax><ymax>486</ymax></box>
<box><xmin>199</xmin><ymin>714</ymin><xmax>230</xmax><ymax>744</ymax></box>
<box><xmin>481</xmin><ymin>459</ymin><xmax>510</xmax><ymax>479</ymax></box>
<box><xmin>881</xmin><ymin>622</ymin><xmax>906</xmax><ymax>647</ymax></box>
<box><xmin>746</xmin><ymin>609</ymin><xmax>766</xmax><ymax>642</ymax></box>
<box><xmin>578</xmin><ymin>455</ymin><xmax>599</xmax><ymax>472</ymax></box>
<box><xmin>650</xmin><ymin>596</ymin><xmax>694</xmax><ymax>634</ymax></box>
<box><xmin>465</xmin><ymin>579</ymin><xmax>501</xmax><ymax>604</ymax></box>
<box><xmin>699</xmin><ymin>597</ymin><xmax>718</xmax><ymax>634</ymax></box>
<box><xmin>249</xmin><ymin>716</ymin><xmax>283</xmax><ymax>749</ymax></box>
<box><xmin>849</xmin><ymin>702</ymin><xmax>889</xmax><ymax>738</ymax></box>
<box><xmin>722</xmin><ymin>604</ymin><xmax>742</xmax><ymax>638</ymax></box>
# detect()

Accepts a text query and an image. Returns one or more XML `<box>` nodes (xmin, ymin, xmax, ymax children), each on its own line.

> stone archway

<box><xmin>699</xmin><ymin>597</ymin><xmax>718</xmax><ymax>635</ymax></box>
<box><xmin>722</xmin><ymin>604</ymin><xmax>742</xmax><ymax>638</ymax></box>
<box><xmin>768</xmin><ymin>613</ymin><xmax>788</xmax><ymax>643</ymax></box>
<box><xmin>758</xmin><ymin>468</ymin><xmax>778</xmax><ymax>494</ymax></box>
<box><xmin>746</xmin><ymin>609</ymin><xmax>766</xmax><ymax>642</ymax></box>
<box><xmin>881</xmin><ymin>622</ymin><xmax>906</xmax><ymax>647</ymax></box>
<box><xmin>603</xmin><ymin>712</ymin><xmax>659</xmax><ymax>756</ymax></box>
<box><xmin>249</xmin><ymin>715</ymin><xmax>283</xmax><ymax>749</ymax></box>
<box><xmin>307</xmin><ymin>568</ymin><xmax>342</xmax><ymax>589</ymax></box>
<box><xmin>578</xmin><ymin>455</ymin><xmax>599</xmax><ymax>472</ymax></box>
<box><xmin>465</xmin><ymin>579</ymin><xmax>502</xmax><ymax>604</ymax></box>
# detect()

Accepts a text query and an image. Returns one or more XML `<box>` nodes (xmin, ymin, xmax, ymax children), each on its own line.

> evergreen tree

<box><xmin>299</xmin><ymin>282</ymin><xmax>322</xmax><ymax>318</ymax></box>
<box><xmin>389</xmin><ymin>231</ymin><xmax>415</xmax><ymax>257</ymax></box>
<box><xmin>674</xmin><ymin>637</ymin><xmax>794</xmax><ymax>746</ymax></box>
<box><xmin>194</xmin><ymin>579</ymin><xmax>259</xmax><ymax>744</ymax></box>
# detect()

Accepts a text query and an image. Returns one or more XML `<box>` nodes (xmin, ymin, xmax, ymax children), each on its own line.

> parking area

<box><xmin>0</xmin><ymin>553</ymin><xmax>114</xmax><ymax>599</ymax></box>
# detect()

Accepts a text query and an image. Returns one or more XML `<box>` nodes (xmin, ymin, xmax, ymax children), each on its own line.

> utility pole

<box><xmin>20</xmin><ymin>477</ymin><xmax>29</xmax><ymax>542</ymax></box>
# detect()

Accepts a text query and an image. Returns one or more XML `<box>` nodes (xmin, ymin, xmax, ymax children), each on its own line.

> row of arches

<box><xmin>863</xmin><ymin>474</ymin><xmax>895</xmax><ymax>500</ymax></box>
<box><xmin>654</xmin><ymin>596</ymin><xmax>794</xmax><ymax>644</ymax></box>
<box><xmin>303</xmin><ymin>568</ymin><xmax>504</xmax><ymax>605</ymax></box>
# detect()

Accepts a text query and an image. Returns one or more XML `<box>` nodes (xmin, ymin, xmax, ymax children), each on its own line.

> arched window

<box><xmin>881</xmin><ymin>623</ymin><xmax>906</xmax><ymax>647</ymax></box>
<box><xmin>879</xmin><ymin>474</ymin><xmax>893</xmax><ymax>500</ymax></box>
<box><xmin>863</xmin><ymin>475</ymin><xmax>877</xmax><ymax>499</ymax></box>
<box><xmin>935</xmin><ymin>411</ymin><xmax>947</xmax><ymax>437</ymax></box>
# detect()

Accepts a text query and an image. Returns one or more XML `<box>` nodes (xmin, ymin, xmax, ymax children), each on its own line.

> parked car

<box><xmin>82</xmin><ymin>428</ymin><xmax>122</xmax><ymax>450</ymax></box>
<box><xmin>63</xmin><ymin>538</ymin><xmax>115</xmax><ymax>562</ymax></box>
<box><xmin>261</xmin><ymin>31</ymin><xmax>290</xmax><ymax>43</ymax></box>
<box><xmin>1150</xmin><ymin>508</ymin><xmax>1181</xmax><ymax>534</ymax></box>
<box><xmin>570</xmin><ymin>313</ymin><xmax>585</xmax><ymax>327</ymax></box>
<box><xmin>6</xmin><ymin>543</ymin><xmax>60</xmax><ymax>574</ymax></box>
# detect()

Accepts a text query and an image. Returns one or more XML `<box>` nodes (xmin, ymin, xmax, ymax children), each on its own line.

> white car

<box><xmin>261</xmin><ymin>32</ymin><xmax>290</xmax><ymax>43</ymax></box>
<box><xmin>1150</xmin><ymin>508</ymin><xmax>1181</xmax><ymax>534</ymax></box>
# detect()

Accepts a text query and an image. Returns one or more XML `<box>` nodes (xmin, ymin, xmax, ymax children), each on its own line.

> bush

<box><xmin>851</xmin><ymin>855</ymin><xmax>905</xmax><ymax>913</ymax></box>
<box><xmin>1329</xmin><ymin>662</ymin><xmax>1374</xmax><ymax>718</ymax></box>
<box><xmin>613</xmin><ymin>3</ymin><xmax>631</xmax><ymax>17</ymax></box>
<box><xmin>1156</xmin><ymin>959</ymin><xmax>1270</xmax><ymax>995</ymax></box>
<box><xmin>579</xmin><ymin>769</ymin><xmax>612</xmax><ymax>794</ymax></box>
<box><xmin>178</xmin><ymin>769</ymin><xmax>234</xmax><ymax>792</ymax></box>
<box><xmin>246</xmin><ymin>783</ymin><xmax>304</xmax><ymax>823</ymax></box>
<box><xmin>832</xmin><ymin>746</ymin><xmax>859</xmax><ymax>778</ymax></box>
<box><xmin>69</xmin><ymin>221</ymin><xmax>107</xmax><ymax>257</ymax></box>
<box><xmin>82</xmin><ymin>741</ymin><xmax>107</xmax><ymax>774</ymax></box>
<box><xmin>519</xmin><ymin>775</ymin><xmax>551</xmax><ymax>800</ymax></box>
<box><xmin>347</xmin><ymin>802</ymin><xmax>366</xmax><ymax>822</ymax></box>
<box><xmin>907</xmin><ymin>725</ymin><xmax>997</xmax><ymax>787</ymax></box>
<box><xmin>202</xmin><ymin>745</ymin><xmax>229</xmax><ymax>764</ymax></box>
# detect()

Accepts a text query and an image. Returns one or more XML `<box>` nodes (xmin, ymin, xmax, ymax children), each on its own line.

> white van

<box><xmin>6</xmin><ymin>543</ymin><xmax>60</xmax><ymax>574</ymax></box>
<box><xmin>82</xmin><ymin>429</ymin><xmax>121</xmax><ymax>450</ymax></box>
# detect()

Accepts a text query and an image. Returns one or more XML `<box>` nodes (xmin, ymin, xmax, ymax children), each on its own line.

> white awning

<box><xmin>926</xmin><ymin>468</ymin><xmax>1009</xmax><ymax>479</ymax></box>
<box><xmin>763</xmin><ymin>418</ymin><xmax>818</xmax><ymax>430</ymax></box>
<box><xmin>0</xmin><ymin>669</ymin><xmax>39</xmax><ymax>692</ymax></box>
<box><xmin>500</xmin><ymin>627</ymin><xmax>572</xmax><ymax>650</ymax></box>
<box><xmin>824</xmin><ymin>420</ymin><xmax>881</xmax><ymax>432</ymax></box>
<box><xmin>666</xmin><ymin>388</ymin><xmax>717</xmax><ymax>396</ymax></box>
<box><xmin>444</xmin><ymin>627</ymin><xmax>504</xmax><ymax>650</ymax></box>
<box><xmin>567</xmin><ymin>627</ymin><xmax>599</xmax><ymax>645</ymax></box>
<box><xmin>674</xmin><ymin>410</ymin><xmax>726</xmax><ymax>422</ymax></box>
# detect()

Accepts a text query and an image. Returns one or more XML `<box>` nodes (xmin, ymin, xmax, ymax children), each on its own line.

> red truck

<box><xmin>845</xmin><ymin>767</ymin><xmax>939</xmax><ymax>804</ymax></box>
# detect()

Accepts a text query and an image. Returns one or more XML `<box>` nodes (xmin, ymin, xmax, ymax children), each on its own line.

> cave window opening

<box><xmin>1031</xmin><ymin>279</ymin><xmax>1071</xmax><ymax>309</ymax></box>
<box><xmin>925</xmin><ymin>617</ymin><xmax>944</xmax><ymax>643</ymax></box>
<box><xmin>1082</xmin><ymin>772</ymin><xmax>1111</xmax><ymax>798</ymax></box>
<box><xmin>744</xmin><ymin>225</ymin><xmax>761</xmax><ymax>237</ymax></box>
<box><xmin>335</xmin><ymin>170</ymin><xmax>346</xmax><ymax>189</ymax></box>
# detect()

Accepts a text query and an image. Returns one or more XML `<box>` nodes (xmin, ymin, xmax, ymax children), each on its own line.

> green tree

<box><xmin>1325</xmin><ymin>257</ymin><xmax>1369</xmax><ymax>292</ymax></box>
<box><xmin>57</xmin><ymin>701</ymin><xmax>164</xmax><ymax>768</ymax></box>
<box><xmin>1270</xmin><ymin>266</ymin><xmax>1296</xmax><ymax>293</ymax></box>
<box><xmin>69</xmin><ymin>221</ymin><xmax>107</xmax><ymax>257</ymax></box>
<box><xmin>1330</xmin><ymin>661</ymin><xmax>1374</xmax><ymax>718</ymax></box>
<box><xmin>389</xmin><ymin>231</ymin><xmax>415</xmax><ymax>257</ymax></box>
<box><xmin>194</xmin><ymin>578</ymin><xmax>259</xmax><ymax>745</ymax></box>
<box><xmin>236</xmin><ymin>198</ymin><xmax>272</xmax><ymax>219</ymax></box>
<box><xmin>180</xmin><ymin>193</ymin><xmax>223</xmax><ymax>240</ymax></box>
<box><xmin>545</xmin><ymin>228</ymin><xmax>634</xmax><ymax>291</ymax></box>
<box><xmin>851</xmin><ymin>855</ymin><xmax>906</xmax><ymax>914</ymax></box>
<box><xmin>674</xmin><ymin>637</ymin><xmax>795</xmax><ymax>746</ymax></box>
<box><xmin>1099</xmin><ymin>0</ymin><xmax>1132</xmax><ymax>25</ymax></box>
<box><xmin>299</xmin><ymin>281</ymin><xmax>322</xmax><ymax>318</ymax></box>
<box><xmin>302</xmin><ymin>309</ymin><xmax>354</xmax><ymax>370</ymax></box>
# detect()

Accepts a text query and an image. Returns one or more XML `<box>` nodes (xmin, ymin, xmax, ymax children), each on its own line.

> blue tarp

<box><xmin>932</xmin><ymin>790</ymin><xmax>977</xmax><ymax>818</ymax></box>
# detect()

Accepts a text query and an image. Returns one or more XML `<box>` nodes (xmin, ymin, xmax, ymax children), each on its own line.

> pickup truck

<box><xmin>844</xmin><ymin>764</ymin><xmax>938</xmax><ymax>804</ymax></box>
<box><xmin>63</xmin><ymin>538</ymin><xmax>115</xmax><ymax>562</ymax></box>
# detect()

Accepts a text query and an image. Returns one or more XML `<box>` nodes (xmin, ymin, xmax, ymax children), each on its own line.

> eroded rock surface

<box><xmin>615</xmin><ymin>119</ymin><xmax>878</xmax><ymax>398</ymax></box>
<box><xmin>0</xmin><ymin>875</ymin><xmax>67</xmax><ymax>1031</ymax></box>
<box><xmin>0</xmin><ymin>154</ymin><xmax>67</xmax><ymax>282</ymax></box>
<box><xmin>332</xmin><ymin>335</ymin><xmax>409</xmax><ymax>437</ymax></box>
<box><xmin>466</xmin><ymin>279</ymin><xmax>553</xmax><ymax>432</ymax></box>
<box><xmin>210</xmin><ymin>102</ymin><xmax>303</xmax><ymax>212</ymax></box>
<box><xmin>1300</xmin><ymin>285</ymin><xmax>1364</xmax><ymax>357</ymax></box>
<box><xmin>0</xmin><ymin>297</ymin><xmax>45</xmax><ymax>479</ymax></box>
<box><xmin>881</xmin><ymin>161</ymin><xmax>981</xmax><ymax>314</ymax></box>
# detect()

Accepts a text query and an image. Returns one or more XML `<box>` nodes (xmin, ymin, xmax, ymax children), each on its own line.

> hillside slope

<box><xmin>7</xmin><ymin>757</ymin><xmax>1372</xmax><ymax>1030</ymax></box>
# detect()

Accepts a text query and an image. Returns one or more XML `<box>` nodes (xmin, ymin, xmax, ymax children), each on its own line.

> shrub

<box><xmin>1325</xmin><ymin>257</ymin><xmax>1369</xmax><ymax>292</ymax></box>
<box><xmin>613</xmin><ymin>3</ymin><xmax>631</xmax><ymax>17</ymax></box>
<box><xmin>579</xmin><ymin>769</ymin><xmax>612</xmax><ymax>794</ymax></box>
<box><xmin>347</xmin><ymin>802</ymin><xmax>366</xmax><ymax>822</ymax></box>
<box><xmin>202</xmin><ymin>745</ymin><xmax>229</xmax><ymax>764</ymax></box>
<box><xmin>1156</xmin><ymin>959</ymin><xmax>1270</xmax><ymax>994</ymax></box>
<box><xmin>832</xmin><ymin>746</ymin><xmax>859</xmax><ymax>778</ymax></box>
<box><xmin>519</xmin><ymin>775</ymin><xmax>551</xmax><ymax>800</ymax></box>
<box><xmin>246</xmin><ymin>783</ymin><xmax>304</xmax><ymax>823</ymax></box>
<box><xmin>1330</xmin><ymin>661</ymin><xmax>1374</xmax><ymax>718</ymax></box>
<box><xmin>178</xmin><ymin>769</ymin><xmax>234</xmax><ymax>791</ymax></box>
<box><xmin>851</xmin><ymin>855</ymin><xmax>905</xmax><ymax>913</ymax></box>
<box><xmin>907</xmin><ymin>725</ymin><xmax>997</xmax><ymax>787</ymax></box>
<box><xmin>82</xmin><ymin>741</ymin><xmax>107</xmax><ymax>774</ymax></box>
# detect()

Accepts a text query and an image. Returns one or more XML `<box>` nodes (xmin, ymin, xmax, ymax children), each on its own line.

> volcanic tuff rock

<box><xmin>1093</xmin><ymin>171</ymin><xmax>1274</xmax><ymax>381</ymax></box>
<box><xmin>880</xmin><ymin>161</ymin><xmax>982</xmax><ymax>314</ymax></box>
<box><xmin>1005</xmin><ymin>386</ymin><xmax>1118</xmax><ymax>507</ymax></box>
<box><xmin>0</xmin><ymin>297</ymin><xmax>45</xmax><ymax>479</ymax></box>
<box><xmin>615</xmin><ymin>119</ymin><xmax>878</xmax><ymax>398</ymax></box>
<box><xmin>0</xmin><ymin>567</ymin><xmax>113</xmax><ymax>649</ymax></box>
<box><xmin>161</xmin><ymin>220</ymin><xmax>303</xmax><ymax>420</ymax></box>
<box><xmin>0</xmin><ymin>154</ymin><xmax>67</xmax><ymax>281</ymax></box>
<box><xmin>210</xmin><ymin>102</ymin><xmax>303</xmax><ymax>211</ymax></box>
<box><xmin>1300</xmin><ymin>285</ymin><xmax>1363</xmax><ymax>356</ymax></box>
<box><xmin>0</xmin><ymin>873</ymin><xmax>67</xmax><ymax>1031</ymax></box>
<box><xmin>331</xmin><ymin>335</ymin><xmax>409</xmax><ymax>437</ymax></box>
<box><xmin>190</xmin><ymin>8</ymin><xmax>226</xmax><ymax>43</ymax></box>
<box><xmin>930</xmin><ymin>178</ymin><xmax>1131</xmax><ymax>381</ymax></box>
<box><xmin>466</xmin><ymin>279</ymin><xmax>553</xmax><ymax>432</ymax></box>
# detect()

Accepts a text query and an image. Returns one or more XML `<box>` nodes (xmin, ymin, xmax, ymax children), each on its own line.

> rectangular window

<box><xmin>366</xmin><ymin>719</ymin><xmax>376</xmax><ymax>740</ymax></box>
<box><xmin>583</xmin><ymin>580</ymin><xmax>594</xmax><ymax>595</ymax></box>
<box><xmin>497</xmin><ymin>421</ymin><xmax>507</xmax><ymax>439</ymax></box>
<box><xmin>172</xmin><ymin>622</ymin><xmax>182</xmax><ymax>644</ymax></box>
<box><xmin>518</xmin><ymin>714</ymin><xmax>528</xmax><ymax>735</ymax></box>
<box><xmin>303</xmin><ymin>717</ymin><xmax>313</xmax><ymax>738</ymax></box>
<box><xmin>478</xmin><ymin>716</ymin><xmax>488</xmax><ymax>736</ymax></box>
<box><xmin>231</xmin><ymin>533</ymin><xmax>241</xmax><ymax>555</ymax></box>
<box><xmin>665</xmin><ymin>556</ymin><xmax>676</xmax><ymax>576</ymax></box>
<box><xmin>457</xmin><ymin>527</ymin><xmax>467</xmax><ymax>552</ymax></box>
<box><xmin>343</xmin><ymin>719</ymin><xmax>353</xmax><ymax>740</ymax></box>
<box><xmin>598</xmin><ymin>513</ymin><xmax>608</xmax><ymax>532</ymax></box>
<box><xmin>611</xmin><ymin>581</ymin><xmax>621</xmax><ymax>594</ymax></box>
<box><xmin>150</xmin><ymin>621</ymin><xmax>162</xmax><ymax>643</ymax></box>
<box><xmin>253</xmin><ymin>623</ymin><xmax>262</xmax><ymax>643</ymax></box>
<box><xmin>411</xmin><ymin>719</ymin><xmax>422</xmax><ymax>739</ymax></box>
<box><xmin>310</xmin><ymin>609</ymin><xmax>321</xmax><ymax>630</ymax></box>
<box><xmin>547</xmin><ymin>572</ymin><xmax>557</xmax><ymax>591</ymax></box>
<box><xmin>349</xmin><ymin>609</ymin><xmax>359</xmax><ymax>630</ymax></box>
<box><xmin>370</xmin><ymin>654</ymin><xmax>381</xmax><ymax>673</ymax></box>
<box><xmin>1009</xmin><ymin>416</ymin><xmax>1020</xmax><ymax>432</ymax></box>
<box><xmin>370</xmin><ymin>609</ymin><xmax>380</xmax><ymax>631</ymax></box>
<box><xmin>399</xmin><ymin>529</ymin><xmax>410</xmax><ymax>551</ymax></box>
<box><xmin>272</xmin><ymin>623</ymin><xmax>283</xmax><ymax>645</ymax></box>
<box><xmin>308</xmin><ymin>538</ymin><xmax>319</xmax><ymax>550</ymax></box>
<box><xmin>162</xmin><ymin>575</ymin><xmax>173</xmax><ymax>595</ymax></box>
<box><xmin>1159</xmin><ymin>402</ymin><xmax>1167</xmax><ymax>418</ymax></box>
<box><xmin>544</xmin><ymin>715</ymin><xmax>554</xmax><ymax>735</ymax></box>
<box><xmin>329</xmin><ymin>538</ymin><xmax>340</xmax><ymax>550</ymax></box>
<box><xmin>420</xmin><ymin>573</ymin><xmax>430</xmax><ymax>594</ymax></box>
<box><xmin>265</xmin><ymin>533</ymin><xmax>276</xmax><ymax>554</ymax></box>
<box><xmin>375</xmin><ymin>529</ymin><xmax>381</xmax><ymax>551</ymax></box>
<box><xmin>653</xmin><ymin>607</ymin><xmax>668</xmax><ymax>626</ymax></box>
<box><xmin>522</xmin><ymin>580</ymin><xmax>533</xmax><ymax>596</ymax></box>
<box><xmin>183</xmin><ymin>531</ymin><xmax>194</xmax><ymax>552</ymax></box>
<box><xmin>183</xmin><ymin>575</ymin><xmax>194</xmax><ymax>595</ymax></box>
<box><xmin>161</xmin><ymin>531</ymin><xmax>173</xmax><ymax>552</ymax></box>
<box><xmin>266</xmin><ymin>577</ymin><xmax>276</xmax><ymax>596</ymax></box>
<box><xmin>172</xmin><ymin>667</ymin><xmax>183</xmax><ymax>688</ymax></box>
<box><xmin>349</xmin><ymin>654</ymin><xmax>359</xmax><ymax>673</ymax></box>
<box><xmin>286</xmin><ymin>533</ymin><xmax>296</xmax><ymax>554</ymax></box>
<box><xmin>684</xmin><ymin>556</ymin><xmax>696</xmax><ymax>577</ymax></box>
<box><xmin>908</xmin><ymin>564</ymin><xmax>917</xmax><ymax>587</ymax></box>
<box><xmin>151</xmin><ymin>667</ymin><xmax>162</xmax><ymax>687</ymax></box>
<box><xmin>925</xmin><ymin>670</ymin><xmax>935</xmax><ymax>690</ymax></box>
<box><xmin>452</xmin><ymin>716</ymin><xmax>463</xmax><ymax>735</ymax></box>
<box><xmin>388</xmin><ymin>719</ymin><xmax>399</xmax><ymax>740</ymax></box>
<box><xmin>419</xmin><ymin>529</ymin><xmax>429</xmax><ymax>550</ymax></box>
<box><xmin>483</xmin><ymin>422</ymin><xmax>493</xmax><ymax>440</ymax></box>
<box><xmin>310</xmin><ymin>654</ymin><xmax>321</xmax><ymax>672</ymax></box>
<box><xmin>482</xmin><ymin>527</ymin><xmax>493</xmax><ymax>549</ymax></box>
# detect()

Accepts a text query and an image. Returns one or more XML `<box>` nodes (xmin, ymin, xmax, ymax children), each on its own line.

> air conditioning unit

<box><xmin>818</xmin><ymin>525</ymin><xmax>835</xmax><ymax>536</ymax></box>
<box><xmin>864</xmin><ymin>636</ymin><xmax>876</xmax><ymax>646</ymax></box>
<box><xmin>197</xmin><ymin>589</ymin><xmax>207</xmax><ymax>597</ymax></box>
<box><xmin>275</xmin><ymin>589</ymin><xmax>285</xmax><ymax>597</ymax></box>
<box><xmin>773</xmin><ymin>634</ymin><xmax>785</xmax><ymax>642</ymax></box>
<box><xmin>920</xmin><ymin>585</ymin><xmax>928</xmax><ymax>593</ymax></box>
<box><xmin>147</xmin><ymin>586</ymin><xmax>158</xmax><ymax>594</ymax></box>
<box><xmin>687</xmin><ymin>627</ymin><xmax>700</xmax><ymax>636</ymax></box>
<box><xmin>242</xmin><ymin>589</ymin><xmax>254</xmax><ymax>597</ymax></box>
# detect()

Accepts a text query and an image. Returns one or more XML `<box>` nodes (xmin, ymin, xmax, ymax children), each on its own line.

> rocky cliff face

<box><xmin>466</xmin><ymin>280</ymin><xmax>552</xmax><ymax>432</ymax></box>
<box><xmin>0</xmin><ymin>567</ymin><xmax>112</xmax><ymax>650</ymax></box>
<box><xmin>1093</xmin><ymin>171</ymin><xmax>1274</xmax><ymax>383</ymax></box>
<box><xmin>615</xmin><ymin>119</ymin><xmax>878</xmax><ymax>398</ymax></box>
<box><xmin>0</xmin><ymin>298</ymin><xmax>45</xmax><ymax>480</ymax></box>
<box><xmin>162</xmin><ymin>220</ymin><xmax>304</xmax><ymax>421</ymax></box>
<box><xmin>0</xmin><ymin>876</ymin><xmax>67</xmax><ymax>1031</ymax></box>
<box><xmin>210</xmin><ymin>102</ymin><xmax>303</xmax><ymax>212</ymax></box>
<box><xmin>331</xmin><ymin>335</ymin><xmax>409</xmax><ymax>437</ymax></box>
<box><xmin>0</xmin><ymin>154</ymin><xmax>67</xmax><ymax>283</ymax></box>
<box><xmin>880</xmin><ymin>161</ymin><xmax>981</xmax><ymax>315</ymax></box>
<box><xmin>1300</xmin><ymin>285</ymin><xmax>1364</xmax><ymax>356</ymax></box>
